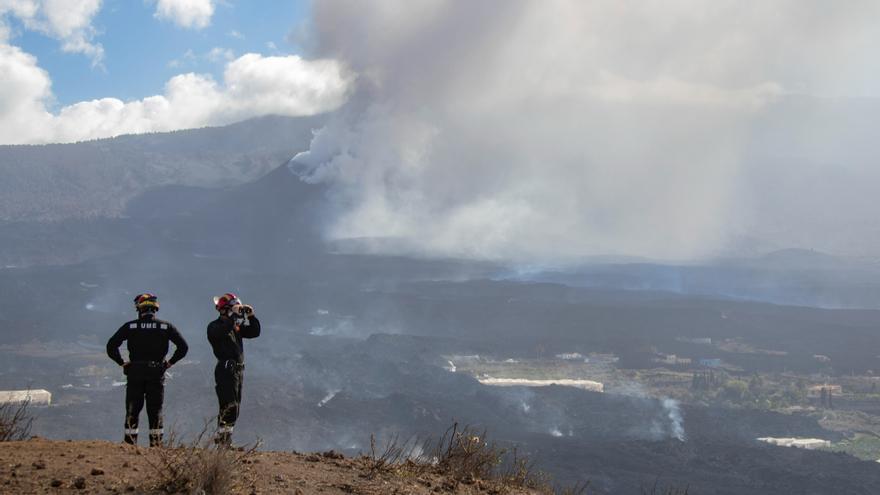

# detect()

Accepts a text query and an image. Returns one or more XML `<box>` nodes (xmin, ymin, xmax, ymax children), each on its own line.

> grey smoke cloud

<box><xmin>295</xmin><ymin>0</ymin><xmax>880</xmax><ymax>261</ymax></box>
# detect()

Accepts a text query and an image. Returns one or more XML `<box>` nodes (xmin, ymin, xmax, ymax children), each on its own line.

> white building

<box><xmin>757</xmin><ymin>437</ymin><xmax>830</xmax><ymax>450</ymax></box>
<box><xmin>478</xmin><ymin>377</ymin><xmax>604</xmax><ymax>392</ymax></box>
<box><xmin>555</xmin><ymin>353</ymin><xmax>584</xmax><ymax>360</ymax></box>
<box><xmin>0</xmin><ymin>389</ymin><xmax>52</xmax><ymax>406</ymax></box>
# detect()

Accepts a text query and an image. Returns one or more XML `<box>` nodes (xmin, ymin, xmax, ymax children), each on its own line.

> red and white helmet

<box><xmin>213</xmin><ymin>292</ymin><xmax>241</xmax><ymax>312</ymax></box>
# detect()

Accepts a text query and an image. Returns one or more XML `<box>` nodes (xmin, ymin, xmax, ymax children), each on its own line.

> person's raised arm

<box><xmin>240</xmin><ymin>314</ymin><xmax>261</xmax><ymax>339</ymax></box>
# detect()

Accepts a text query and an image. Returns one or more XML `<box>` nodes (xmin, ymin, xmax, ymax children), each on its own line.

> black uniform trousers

<box><xmin>214</xmin><ymin>361</ymin><xmax>243</xmax><ymax>443</ymax></box>
<box><xmin>124</xmin><ymin>363</ymin><xmax>165</xmax><ymax>446</ymax></box>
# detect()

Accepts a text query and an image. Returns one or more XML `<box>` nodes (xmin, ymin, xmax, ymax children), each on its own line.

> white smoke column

<box><xmin>294</xmin><ymin>0</ymin><xmax>880</xmax><ymax>261</ymax></box>
<box><xmin>662</xmin><ymin>398</ymin><xmax>686</xmax><ymax>442</ymax></box>
<box><xmin>317</xmin><ymin>389</ymin><xmax>339</xmax><ymax>407</ymax></box>
<box><xmin>612</xmin><ymin>382</ymin><xmax>685</xmax><ymax>441</ymax></box>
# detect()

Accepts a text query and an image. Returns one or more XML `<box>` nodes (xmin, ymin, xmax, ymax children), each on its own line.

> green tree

<box><xmin>723</xmin><ymin>380</ymin><xmax>749</xmax><ymax>402</ymax></box>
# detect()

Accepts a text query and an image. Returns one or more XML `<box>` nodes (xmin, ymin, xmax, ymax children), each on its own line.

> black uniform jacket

<box><xmin>106</xmin><ymin>313</ymin><xmax>189</xmax><ymax>366</ymax></box>
<box><xmin>207</xmin><ymin>315</ymin><xmax>261</xmax><ymax>363</ymax></box>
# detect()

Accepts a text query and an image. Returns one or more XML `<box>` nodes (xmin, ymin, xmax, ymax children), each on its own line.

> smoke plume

<box><xmin>294</xmin><ymin>1</ymin><xmax>880</xmax><ymax>261</ymax></box>
<box><xmin>614</xmin><ymin>382</ymin><xmax>686</xmax><ymax>441</ymax></box>
<box><xmin>662</xmin><ymin>398</ymin><xmax>686</xmax><ymax>442</ymax></box>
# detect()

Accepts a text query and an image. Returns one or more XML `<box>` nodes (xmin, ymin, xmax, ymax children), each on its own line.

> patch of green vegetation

<box><xmin>826</xmin><ymin>433</ymin><xmax>880</xmax><ymax>461</ymax></box>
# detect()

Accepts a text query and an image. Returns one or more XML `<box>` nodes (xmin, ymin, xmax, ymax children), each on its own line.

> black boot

<box><xmin>149</xmin><ymin>432</ymin><xmax>163</xmax><ymax>447</ymax></box>
<box><xmin>214</xmin><ymin>427</ymin><xmax>232</xmax><ymax>447</ymax></box>
<box><xmin>124</xmin><ymin>433</ymin><xmax>138</xmax><ymax>445</ymax></box>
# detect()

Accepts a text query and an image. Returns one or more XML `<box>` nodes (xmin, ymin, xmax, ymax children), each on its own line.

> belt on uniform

<box><xmin>132</xmin><ymin>360</ymin><xmax>164</xmax><ymax>368</ymax></box>
<box><xmin>221</xmin><ymin>359</ymin><xmax>245</xmax><ymax>371</ymax></box>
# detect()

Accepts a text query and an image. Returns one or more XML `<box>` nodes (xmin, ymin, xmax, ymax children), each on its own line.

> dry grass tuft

<box><xmin>143</xmin><ymin>422</ymin><xmax>259</xmax><ymax>494</ymax></box>
<box><xmin>0</xmin><ymin>399</ymin><xmax>33</xmax><ymax>442</ymax></box>
<box><xmin>641</xmin><ymin>479</ymin><xmax>689</xmax><ymax>495</ymax></box>
<box><xmin>366</xmin><ymin>423</ymin><xmax>588</xmax><ymax>495</ymax></box>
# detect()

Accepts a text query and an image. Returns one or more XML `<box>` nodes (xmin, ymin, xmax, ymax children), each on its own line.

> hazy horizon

<box><xmin>5</xmin><ymin>2</ymin><xmax>880</xmax><ymax>262</ymax></box>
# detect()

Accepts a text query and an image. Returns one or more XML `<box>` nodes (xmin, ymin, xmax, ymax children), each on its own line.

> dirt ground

<box><xmin>0</xmin><ymin>438</ymin><xmax>539</xmax><ymax>494</ymax></box>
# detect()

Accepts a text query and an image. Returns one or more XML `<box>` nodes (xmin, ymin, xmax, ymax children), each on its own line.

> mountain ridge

<box><xmin>0</xmin><ymin>114</ymin><xmax>327</xmax><ymax>222</ymax></box>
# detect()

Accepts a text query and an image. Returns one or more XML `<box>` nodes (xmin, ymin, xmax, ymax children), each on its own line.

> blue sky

<box><xmin>11</xmin><ymin>0</ymin><xmax>310</xmax><ymax>108</ymax></box>
<box><xmin>0</xmin><ymin>0</ymin><xmax>349</xmax><ymax>144</ymax></box>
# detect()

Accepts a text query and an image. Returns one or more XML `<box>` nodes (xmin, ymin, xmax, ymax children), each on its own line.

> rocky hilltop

<box><xmin>0</xmin><ymin>438</ymin><xmax>546</xmax><ymax>495</ymax></box>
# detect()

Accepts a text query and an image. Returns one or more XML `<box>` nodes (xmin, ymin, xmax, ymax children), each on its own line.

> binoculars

<box><xmin>236</xmin><ymin>304</ymin><xmax>253</xmax><ymax>316</ymax></box>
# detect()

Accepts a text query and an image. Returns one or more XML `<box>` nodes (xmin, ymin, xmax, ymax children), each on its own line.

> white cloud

<box><xmin>154</xmin><ymin>0</ymin><xmax>214</xmax><ymax>29</ymax></box>
<box><xmin>206</xmin><ymin>46</ymin><xmax>233</xmax><ymax>62</ymax></box>
<box><xmin>0</xmin><ymin>0</ymin><xmax>37</xmax><ymax>24</ymax></box>
<box><xmin>221</xmin><ymin>54</ymin><xmax>351</xmax><ymax>117</ymax></box>
<box><xmin>227</xmin><ymin>29</ymin><xmax>243</xmax><ymax>39</ymax></box>
<box><xmin>0</xmin><ymin>0</ymin><xmax>39</xmax><ymax>37</ymax></box>
<box><xmin>0</xmin><ymin>50</ymin><xmax>351</xmax><ymax>144</ymax></box>
<box><xmin>0</xmin><ymin>43</ymin><xmax>53</xmax><ymax>143</ymax></box>
<box><xmin>0</xmin><ymin>0</ymin><xmax>103</xmax><ymax>65</ymax></box>
<box><xmin>166</xmin><ymin>47</ymin><xmax>195</xmax><ymax>68</ymax></box>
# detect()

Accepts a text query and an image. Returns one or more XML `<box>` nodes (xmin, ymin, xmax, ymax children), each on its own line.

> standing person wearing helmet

<box><xmin>106</xmin><ymin>293</ymin><xmax>189</xmax><ymax>446</ymax></box>
<box><xmin>207</xmin><ymin>292</ymin><xmax>261</xmax><ymax>446</ymax></box>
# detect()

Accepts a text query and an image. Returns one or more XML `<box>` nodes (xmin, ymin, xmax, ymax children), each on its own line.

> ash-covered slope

<box><xmin>0</xmin><ymin>157</ymin><xmax>330</xmax><ymax>267</ymax></box>
<box><xmin>0</xmin><ymin>114</ymin><xmax>326</xmax><ymax>222</ymax></box>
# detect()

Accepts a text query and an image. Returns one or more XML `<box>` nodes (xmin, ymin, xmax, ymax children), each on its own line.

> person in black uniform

<box><xmin>207</xmin><ymin>292</ymin><xmax>261</xmax><ymax>446</ymax></box>
<box><xmin>106</xmin><ymin>293</ymin><xmax>188</xmax><ymax>446</ymax></box>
